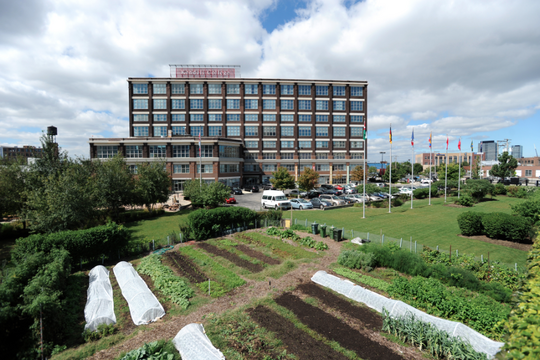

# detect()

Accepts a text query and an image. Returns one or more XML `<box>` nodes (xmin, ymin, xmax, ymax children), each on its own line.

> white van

<box><xmin>261</xmin><ymin>190</ymin><xmax>291</xmax><ymax>210</ymax></box>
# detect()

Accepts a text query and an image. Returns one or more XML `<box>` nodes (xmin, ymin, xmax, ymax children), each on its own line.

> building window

<box><xmin>174</xmin><ymin>164</ymin><xmax>190</xmax><ymax>173</ymax></box>
<box><xmin>171</xmin><ymin>84</ymin><xmax>185</xmax><ymax>94</ymax></box>
<box><xmin>153</xmin><ymin>114</ymin><xmax>166</xmax><ymax>122</ymax></box>
<box><xmin>245</xmin><ymin>141</ymin><xmax>259</xmax><ymax>148</ymax></box>
<box><xmin>244</xmin><ymin>164</ymin><xmax>258</xmax><ymax>172</ymax></box>
<box><xmin>316</xmin><ymin>100</ymin><xmax>328</xmax><ymax>110</ymax></box>
<box><xmin>351</xmin><ymin>128</ymin><xmax>363</xmax><ymax>137</ymax></box>
<box><xmin>227</xmin><ymin>126</ymin><xmax>240</xmax><ymax>136</ymax></box>
<box><xmin>227</xmin><ymin>114</ymin><xmax>240</xmax><ymax>122</ymax></box>
<box><xmin>220</xmin><ymin>164</ymin><xmax>239</xmax><ymax>173</ymax></box>
<box><xmin>299</xmin><ymin>153</ymin><xmax>311</xmax><ymax>160</ymax></box>
<box><xmin>316</xmin><ymin>141</ymin><xmax>328</xmax><ymax>148</ymax></box>
<box><xmin>209</xmin><ymin>114</ymin><xmax>222</xmax><ymax>122</ymax></box>
<box><xmin>133</xmin><ymin>126</ymin><xmax>149</xmax><ymax>136</ymax></box>
<box><xmin>197</xmin><ymin>164</ymin><xmax>213</xmax><ymax>173</ymax></box>
<box><xmin>281</xmin><ymin>114</ymin><xmax>294</xmax><ymax>122</ymax></box>
<box><xmin>152</xmin><ymin>99</ymin><xmax>166</xmax><ymax>109</ymax></box>
<box><xmin>334</xmin><ymin>153</ymin><xmax>346</xmax><ymax>159</ymax></box>
<box><xmin>333</xmin><ymin>141</ymin><xmax>346</xmax><ymax>148</ymax></box>
<box><xmin>298</xmin><ymin>100</ymin><xmax>311</xmax><ymax>110</ymax></box>
<box><xmin>245</xmin><ymin>84</ymin><xmax>258</xmax><ymax>94</ymax></box>
<box><xmin>350</xmin><ymin>115</ymin><xmax>364</xmax><ymax>123</ymax></box>
<box><xmin>133</xmin><ymin>114</ymin><xmax>148</xmax><ymax>122</ymax></box>
<box><xmin>172</xmin><ymin>99</ymin><xmax>185</xmax><ymax>109</ymax></box>
<box><xmin>281</xmin><ymin>126</ymin><xmax>294</xmax><ymax>137</ymax></box>
<box><xmin>281</xmin><ymin>85</ymin><xmax>294</xmax><ymax>95</ymax></box>
<box><xmin>227</xmin><ymin>99</ymin><xmax>240</xmax><ymax>109</ymax></box>
<box><xmin>190</xmin><ymin>126</ymin><xmax>204</xmax><ymax>136</ymax></box>
<box><xmin>350</xmin><ymin>141</ymin><xmax>364</xmax><ymax>149</ymax></box>
<box><xmin>316</xmin><ymin>85</ymin><xmax>328</xmax><ymax>96</ymax></box>
<box><xmin>208</xmin><ymin>84</ymin><xmax>221</xmax><ymax>94</ymax></box>
<box><xmin>208</xmin><ymin>99</ymin><xmax>222</xmax><ymax>109</ymax></box>
<box><xmin>316</xmin><ymin>127</ymin><xmax>328</xmax><ymax>137</ymax></box>
<box><xmin>333</xmin><ymin>164</ymin><xmax>345</xmax><ymax>171</ymax></box>
<box><xmin>227</xmin><ymin>84</ymin><xmax>240</xmax><ymax>94</ymax></box>
<box><xmin>245</xmin><ymin>126</ymin><xmax>258</xmax><ymax>136</ymax></box>
<box><xmin>298</xmin><ymin>85</ymin><xmax>311</xmax><ymax>95</ymax></box>
<box><xmin>263</xmin><ymin>114</ymin><xmax>276</xmax><ymax>122</ymax></box>
<box><xmin>298</xmin><ymin>141</ymin><xmax>311</xmax><ymax>149</ymax></box>
<box><xmin>263</xmin><ymin>126</ymin><xmax>276</xmax><ymax>136</ymax></box>
<box><xmin>333</xmin><ymin>115</ymin><xmax>346</xmax><ymax>123</ymax></box>
<box><xmin>129</xmin><ymin>165</ymin><xmax>138</xmax><ymax>174</ymax></box>
<box><xmin>283</xmin><ymin>164</ymin><xmax>295</xmax><ymax>172</ymax></box>
<box><xmin>316</xmin><ymin>153</ymin><xmax>328</xmax><ymax>159</ymax></box>
<box><xmin>316</xmin><ymin>115</ymin><xmax>328</xmax><ymax>122</ymax></box>
<box><xmin>153</xmin><ymin>83</ymin><xmax>166</xmax><ymax>94</ymax></box>
<box><xmin>133</xmin><ymin>99</ymin><xmax>148</xmax><ymax>109</ymax></box>
<box><xmin>172</xmin><ymin>126</ymin><xmax>186</xmax><ymax>135</ymax></box>
<box><xmin>153</xmin><ymin>126</ymin><xmax>167</xmax><ymax>137</ymax></box>
<box><xmin>281</xmin><ymin>141</ymin><xmax>294</xmax><ymax>148</ymax></box>
<box><xmin>351</xmin><ymin>101</ymin><xmax>363</xmax><ymax>111</ymax></box>
<box><xmin>351</xmin><ymin>86</ymin><xmax>363</xmax><ymax>96</ymax></box>
<box><xmin>245</xmin><ymin>114</ymin><xmax>258</xmax><ymax>122</ymax></box>
<box><xmin>245</xmin><ymin>99</ymin><xmax>258</xmax><ymax>110</ymax></box>
<box><xmin>298</xmin><ymin>115</ymin><xmax>311</xmax><ymax>122</ymax></box>
<box><xmin>281</xmin><ymin>153</ymin><xmax>294</xmax><ymax>159</ymax></box>
<box><xmin>263</xmin><ymin>84</ymin><xmax>276</xmax><ymax>94</ymax></box>
<box><xmin>281</xmin><ymin>100</ymin><xmax>294</xmax><ymax>110</ymax></box>
<box><xmin>351</xmin><ymin>153</ymin><xmax>364</xmax><ymax>159</ymax></box>
<box><xmin>173</xmin><ymin>145</ymin><xmax>190</xmax><ymax>157</ymax></box>
<box><xmin>525</xmin><ymin>170</ymin><xmax>532</xmax><ymax>176</ymax></box>
<box><xmin>172</xmin><ymin>114</ymin><xmax>185</xmax><ymax>122</ymax></box>
<box><xmin>263</xmin><ymin>99</ymin><xmax>276</xmax><ymax>109</ymax></box>
<box><xmin>219</xmin><ymin>146</ymin><xmax>239</xmax><ymax>158</ymax></box>
<box><xmin>190</xmin><ymin>99</ymin><xmax>203</xmax><ymax>109</ymax></box>
<box><xmin>125</xmin><ymin>145</ymin><xmax>142</xmax><ymax>158</ymax></box>
<box><xmin>190</xmin><ymin>114</ymin><xmax>203</xmax><ymax>122</ymax></box>
<box><xmin>316</xmin><ymin>164</ymin><xmax>329</xmax><ymax>171</ymax></box>
<box><xmin>333</xmin><ymin>101</ymin><xmax>346</xmax><ymax>111</ymax></box>
<box><xmin>263</xmin><ymin>164</ymin><xmax>277</xmax><ymax>171</ymax></box>
<box><xmin>97</xmin><ymin>146</ymin><xmax>118</xmax><ymax>158</ymax></box>
<box><xmin>208</xmin><ymin>126</ymin><xmax>222</xmax><ymax>136</ymax></box>
<box><xmin>298</xmin><ymin>126</ymin><xmax>311</xmax><ymax>137</ymax></box>
<box><xmin>244</xmin><ymin>153</ymin><xmax>257</xmax><ymax>160</ymax></box>
<box><xmin>133</xmin><ymin>84</ymin><xmax>148</xmax><ymax>94</ymax></box>
<box><xmin>333</xmin><ymin>127</ymin><xmax>346</xmax><ymax>137</ymax></box>
<box><xmin>263</xmin><ymin>153</ymin><xmax>276</xmax><ymax>160</ymax></box>
<box><xmin>198</xmin><ymin>145</ymin><xmax>213</xmax><ymax>157</ymax></box>
<box><xmin>333</xmin><ymin>86</ymin><xmax>346</xmax><ymax>96</ymax></box>
<box><xmin>149</xmin><ymin>145</ymin><xmax>166</xmax><ymax>158</ymax></box>
<box><xmin>190</xmin><ymin>84</ymin><xmax>203</xmax><ymax>94</ymax></box>
<box><xmin>263</xmin><ymin>141</ymin><xmax>276</xmax><ymax>148</ymax></box>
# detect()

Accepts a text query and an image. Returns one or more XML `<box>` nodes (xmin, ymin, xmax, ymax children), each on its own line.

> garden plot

<box><xmin>234</xmin><ymin>244</ymin><xmax>281</xmax><ymax>265</ymax></box>
<box><xmin>275</xmin><ymin>292</ymin><xmax>405</xmax><ymax>360</ymax></box>
<box><xmin>164</xmin><ymin>252</ymin><xmax>207</xmax><ymax>284</ymax></box>
<box><xmin>234</xmin><ymin>231</ymin><xmax>319</xmax><ymax>260</ymax></box>
<box><xmin>84</xmin><ymin>265</ymin><xmax>116</xmax><ymax>332</ymax></box>
<box><xmin>197</xmin><ymin>242</ymin><xmax>264</xmax><ymax>273</ymax></box>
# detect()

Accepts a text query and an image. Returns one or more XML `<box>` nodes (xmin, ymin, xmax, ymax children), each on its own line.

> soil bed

<box><xmin>297</xmin><ymin>283</ymin><xmax>382</xmax><ymax>331</ymax></box>
<box><xmin>198</xmin><ymin>242</ymin><xmax>264</xmax><ymax>273</ymax></box>
<box><xmin>248</xmin><ymin>305</ymin><xmax>349</xmax><ymax>360</ymax></box>
<box><xmin>458</xmin><ymin>234</ymin><xmax>532</xmax><ymax>251</ymax></box>
<box><xmin>163</xmin><ymin>252</ymin><xmax>207</xmax><ymax>283</ymax></box>
<box><xmin>275</xmin><ymin>292</ymin><xmax>404</xmax><ymax>360</ymax></box>
<box><xmin>235</xmin><ymin>244</ymin><xmax>281</xmax><ymax>265</ymax></box>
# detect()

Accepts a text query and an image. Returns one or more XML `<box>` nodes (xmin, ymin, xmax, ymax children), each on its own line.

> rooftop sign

<box><xmin>169</xmin><ymin>65</ymin><xmax>240</xmax><ymax>78</ymax></box>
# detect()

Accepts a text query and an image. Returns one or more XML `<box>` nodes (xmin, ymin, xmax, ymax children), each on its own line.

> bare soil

<box><xmin>235</xmin><ymin>243</ymin><xmax>282</xmax><ymax>265</ymax></box>
<box><xmin>458</xmin><ymin>234</ymin><xmax>532</xmax><ymax>251</ymax></box>
<box><xmin>163</xmin><ymin>252</ymin><xmax>207</xmax><ymax>283</ymax></box>
<box><xmin>197</xmin><ymin>242</ymin><xmax>265</xmax><ymax>273</ymax></box>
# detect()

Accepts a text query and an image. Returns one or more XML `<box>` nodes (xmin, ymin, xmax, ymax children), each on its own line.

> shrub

<box><xmin>338</xmin><ymin>250</ymin><xmax>375</xmax><ymax>271</ymax></box>
<box><xmin>392</xmin><ymin>198</ymin><xmax>403</xmax><ymax>207</ymax></box>
<box><xmin>188</xmin><ymin>207</ymin><xmax>259</xmax><ymax>241</ymax></box>
<box><xmin>413</xmin><ymin>188</ymin><xmax>429</xmax><ymax>199</ymax></box>
<box><xmin>457</xmin><ymin>212</ymin><xmax>484</xmax><ymax>236</ymax></box>
<box><xmin>465</xmin><ymin>179</ymin><xmax>494</xmax><ymax>201</ymax></box>
<box><xmin>507</xmin><ymin>186</ymin><xmax>527</xmax><ymax>198</ymax></box>
<box><xmin>511</xmin><ymin>198</ymin><xmax>540</xmax><ymax>224</ymax></box>
<box><xmin>493</xmin><ymin>183</ymin><xmax>507</xmax><ymax>195</ymax></box>
<box><xmin>482</xmin><ymin>212</ymin><xmax>532</xmax><ymax>242</ymax></box>
<box><xmin>455</xmin><ymin>194</ymin><xmax>474</xmax><ymax>207</ymax></box>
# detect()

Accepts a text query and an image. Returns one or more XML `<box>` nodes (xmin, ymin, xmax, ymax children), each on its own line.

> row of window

<box><xmin>133</xmin><ymin>83</ymin><xmax>364</xmax><ymax>96</ymax></box>
<box><xmin>100</xmin><ymin>144</ymin><xmax>239</xmax><ymax>159</ymax></box>
<box><xmin>133</xmin><ymin>125</ymin><xmax>366</xmax><ymax>138</ymax></box>
<box><xmin>171</xmin><ymin>164</ymin><xmax>239</xmax><ymax>174</ymax></box>
<box><xmin>134</xmin><ymin>113</ymin><xmax>364</xmax><ymax>123</ymax></box>
<box><xmin>133</xmin><ymin>99</ymin><xmax>364</xmax><ymax>111</ymax></box>
<box><xmin>245</xmin><ymin>152</ymin><xmax>363</xmax><ymax>160</ymax></box>
<box><xmin>244</xmin><ymin>140</ymin><xmax>364</xmax><ymax>149</ymax></box>
<box><xmin>244</xmin><ymin>163</ymin><xmax>361</xmax><ymax>172</ymax></box>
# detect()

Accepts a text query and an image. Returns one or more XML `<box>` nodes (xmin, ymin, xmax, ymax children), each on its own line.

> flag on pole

<box><xmin>480</xmin><ymin>141</ymin><xmax>483</xmax><ymax>153</ymax></box>
<box><xmin>446</xmin><ymin>136</ymin><xmax>449</xmax><ymax>150</ymax></box>
<box><xmin>429</xmin><ymin>132</ymin><xmax>432</xmax><ymax>148</ymax></box>
<box><xmin>198</xmin><ymin>132</ymin><xmax>201</xmax><ymax>157</ymax></box>
<box><xmin>458</xmin><ymin>137</ymin><xmax>461</xmax><ymax>151</ymax></box>
<box><xmin>471</xmin><ymin>140</ymin><xmax>473</xmax><ymax>152</ymax></box>
<box><xmin>389</xmin><ymin>126</ymin><xmax>392</xmax><ymax>143</ymax></box>
<box><xmin>363</xmin><ymin>128</ymin><xmax>367</xmax><ymax>140</ymax></box>
<box><xmin>411</xmin><ymin>129</ymin><xmax>414</xmax><ymax>146</ymax></box>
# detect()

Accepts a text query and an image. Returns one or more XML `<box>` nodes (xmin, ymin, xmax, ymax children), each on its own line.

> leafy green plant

<box><xmin>493</xmin><ymin>183</ymin><xmax>507</xmax><ymax>195</ymax></box>
<box><xmin>83</xmin><ymin>324</ymin><xmax>117</xmax><ymax>342</ymax></box>
<box><xmin>333</xmin><ymin>267</ymin><xmax>390</xmax><ymax>291</ymax></box>
<box><xmin>455</xmin><ymin>195</ymin><xmax>474</xmax><ymax>207</ymax></box>
<box><xmin>118</xmin><ymin>340</ymin><xmax>178</xmax><ymax>360</ymax></box>
<box><xmin>511</xmin><ymin>198</ymin><xmax>540</xmax><ymax>224</ymax></box>
<box><xmin>337</xmin><ymin>250</ymin><xmax>375</xmax><ymax>271</ymax></box>
<box><xmin>188</xmin><ymin>207</ymin><xmax>259</xmax><ymax>241</ymax></box>
<box><xmin>457</xmin><ymin>211</ymin><xmax>484</xmax><ymax>235</ymax></box>
<box><xmin>314</xmin><ymin>241</ymin><xmax>329</xmax><ymax>251</ymax></box>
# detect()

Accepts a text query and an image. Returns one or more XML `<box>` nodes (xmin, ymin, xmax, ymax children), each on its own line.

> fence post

<box><xmin>481</xmin><ymin>254</ymin><xmax>483</xmax><ymax>263</ymax></box>
<box><xmin>515</xmin><ymin>263</ymin><xmax>517</xmax><ymax>272</ymax></box>
<box><xmin>456</xmin><ymin>249</ymin><xmax>458</xmax><ymax>258</ymax></box>
<box><xmin>342</xmin><ymin>228</ymin><xmax>345</xmax><ymax>238</ymax></box>
<box><xmin>352</xmin><ymin>229</ymin><xmax>354</xmax><ymax>238</ymax></box>
<box><xmin>208</xmin><ymin>279</ymin><xmax>211</xmax><ymax>296</ymax></box>
<box><xmin>167</xmin><ymin>236</ymin><xmax>170</xmax><ymax>246</ymax></box>
<box><xmin>367</xmin><ymin>232</ymin><xmax>369</xmax><ymax>241</ymax></box>
<box><xmin>305</xmin><ymin>219</ymin><xmax>307</xmax><ymax>227</ymax></box>
<box><xmin>436</xmin><ymin>245</ymin><xmax>439</xmax><ymax>251</ymax></box>
<box><xmin>255</xmin><ymin>220</ymin><xmax>257</xmax><ymax>228</ymax></box>
<box><xmin>400</xmin><ymin>238</ymin><xmax>402</xmax><ymax>248</ymax></box>
<box><xmin>180</xmin><ymin>233</ymin><xmax>183</xmax><ymax>243</ymax></box>
<box><xmin>410</xmin><ymin>237</ymin><xmax>412</xmax><ymax>252</ymax></box>
<box><xmin>415</xmin><ymin>241</ymin><xmax>417</xmax><ymax>253</ymax></box>
<box><xmin>382</xmin><ymin>234</ymin><xmax>384</xmax><ymax>245</ymax></box>
<box><xmin>152</xmin><ymin>239</ymin><xmax>155</xmax><ymax>251</ymax></box>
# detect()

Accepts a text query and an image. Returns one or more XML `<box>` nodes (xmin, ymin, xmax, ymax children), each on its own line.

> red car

<box><xmin>226</xmin><ymin>197</ymin><xmax>236</xmax><ymax>204</ymax></box>
<box><xmin>334</xmin><ymin>185</ymin><xmax>344</xmax><ymax>191</ymax></box>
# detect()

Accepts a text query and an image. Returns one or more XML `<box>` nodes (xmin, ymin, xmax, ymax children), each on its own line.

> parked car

<box><xmin>319</xmin><ymin>194</ymin><xmax>346</xmax><ymax>206</ymax></box>
<box><xmin>261</xmin><ymin>190</ymin><xmax>291</xmax><ymax>210</ymax></box>
<box><xmin>345</xmin><ymin>194</ymin><xmax>363</xmax><ymax>203</ymax></box>
<box><xmin>225</xmin><ymin>197</ymin><xmax>236</xmax><ymax>204</ymax></box>
<box><xmin>262</xmin><ymin>183</ymin><xmax>275</xmax><ymax>190</ymax></box>
<box><xmin>311</xmin><ymin>198</ymin><xmax>332</xmax><ymax>209</ymax></box>
<box><xmin>306</xmin><ymin>190</ymin><xmax>323</xmax><ymax>199</ymax></box>
<box><xmin>344</xmin><ymin>186</ymin><xmax>357</xmax><ymax>194</ymax></box>
<box><xmin>320</xmin><ymin>184</ymin><xmax>334</xmax><ymax>190</ymax></box>
<box><xmin>231</xmin><ymin>187</ymin><xmax>243</xmax><ymax>195</ymax></box>
<box><xmin>334</xmin><ymin>185</ymin><xmax>344</xmax><ymax>191</ymax></box>
<box><xmin>322</xmin><ymin>189</ymin><xmax>339</xmax><ymax>195</ymax></box>
<box><xmin>352</xmin><ymin>194</ymin><xmax>369</xmax><ymax>202</ymax></box>
<box><xmin>286</xmin><ymin>189</ymin><xmax>308</xmax><ymax>197</ymax></box>
<box><xmin>337</xmin><ymin>195</ymin><xmax>353</xmax><ymax>204</ymax></box>
<box><xmin>420</xmin><ymin>179</ymin><xmax>433</xmax><ymax>185</ymax></box>
<box><xmin>290</xmin><ymin>198</ymin><xmax>313</xmax><ymax>210</ymax></box>
<box><xmin>244</xmin><ymin>185</ymin><xmax>259</xmax><ymax>192</ymax></box>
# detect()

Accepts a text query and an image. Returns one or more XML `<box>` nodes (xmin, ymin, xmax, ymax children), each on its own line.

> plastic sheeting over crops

<box><xmin>84</xmin><ymin>265</ymin><xmax>116</xmax><ymax>331</ymax></box>
<box><xmin>311</xmin><ymin>270</ymin><xmax>504</xmax><ymax>358</ymax></box>
<box><xmin>173</xmin><ymin>323</ymin><xmax>225</xmax><ymax>360</ymax></box>
<box><xmin>113</xmin><ymin>261</ymin><xmax>165</xmax><ymax>325</ymax></box>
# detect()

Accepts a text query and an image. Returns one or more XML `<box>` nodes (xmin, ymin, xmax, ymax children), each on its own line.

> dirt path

<box><xmin>89</xmin><ymin>231</ymin><xmax>343</xmax><ymax>360</ymax></box>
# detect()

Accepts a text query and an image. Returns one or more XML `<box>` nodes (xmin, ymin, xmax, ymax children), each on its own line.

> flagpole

<box><xmin>445</xmin><ymin>135</ymin><xmax>448</xmax><ymax>203</ymax></box>
<box><xmin>363</xmin><ymin>128</ymin><xmax>366</xmax><ymax>219</ymax></box>
<box><xmin>411</xmin><ymin>129</ymin><xmax>414</xmax><ymax>210</ymax></box>
<box><xmin>429</xmin><ymin>133</ymin><xmax>432</xmax><ymax>206</ymax></box>
<box><xmin>199</xmin><ymin>132</ymin><xmax>202</xmax><ymax>185</ymax></box>
<box><xmin>458</xmin><ymin>138</ymin><xmax>461</xmax><ymax>199</ymax></box>
<box><xmin>389</xmin><ymin>125</ymin><xmax>392</xmax><ymax>213</ymax></box>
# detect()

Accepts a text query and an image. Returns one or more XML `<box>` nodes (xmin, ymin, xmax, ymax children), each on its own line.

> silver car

<box><xmin>319</xmin><ymin>194</ymin><xmax>345</xmax><ymax>206</ymax></box>
<box><xmin>290</xmin><ymin>198</ymin><xmax>313</xmax><ymax>210</ymax></box>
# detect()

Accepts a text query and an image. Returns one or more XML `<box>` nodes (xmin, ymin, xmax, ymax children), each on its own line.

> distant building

<box><xmin>415</xmin><ymin>152</ymin><xmax>484</xmax><ymax>169</ymax></box>
<box><xmin>0</xmin><ymin>145</ymin><xmax>43</xmax><ymax>162</ymax></box>
<box><xmin>511</xmin><ymin>145</ymin><xmax>523</xmax><ymax>159</ymax></box>
<box><xmin>479</xmin><ymin>140</ymin><xmax>497</xmax><ymax>161</ymax></box>
<box><xmin>518</xmin><ymin>156</ymin><xmax>540</xmax><ymax>167</ymax></box>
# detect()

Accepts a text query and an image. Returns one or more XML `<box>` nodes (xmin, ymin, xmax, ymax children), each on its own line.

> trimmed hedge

<box><xmin>457</xmin><ymin>211</ymin><xmax>485</xmax><ymax>235</ymax></box>
<box><xmin>12</xmin><ymin>222</ymin><xmax>130</xmax><ymax>263</ymax></box>
<box><xmin>188</xmin><ymin>207</ymin><xmax>259</xmax><ymax>241</ymax></box>
<box><xmin>457</xmin><ymin>211</ymin><xmax>532</xmax><ymax>242</ymax></box>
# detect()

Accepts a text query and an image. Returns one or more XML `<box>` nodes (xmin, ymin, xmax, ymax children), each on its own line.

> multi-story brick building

<box><xmin>0</xmin><ymin>145</ymin><xmax>43</xmax><ymax>162</ymax></box>
<box><xmin>89</xmin><ymin>67</ymin><xmax>368</xmax><ymax>191</ymax></box>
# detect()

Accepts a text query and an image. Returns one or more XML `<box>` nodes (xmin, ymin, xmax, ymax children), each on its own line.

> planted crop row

<box><xmin>178</xmin><ymin>246</ymin><xmax>246</xmax><ymax>297</ymax></box>
<box><xmin>235</xmin><ymin>232</ymin><xmax>318</xmax><ymax>260</ymax></box>
<box><xmin>266</xmin><ymin>227</ymin><xmax>328</xmax><ymax>251</ymax></box>
<box><xmin>118</xmin><ymin>340</ymin><xmax>179</xmax><ymax>360</ymax></box>
<box><xmin>164</xmin><ymin>252</ymin><xmax>207</xmax><ymax>284</ymax></box>
<box><xmin>332</xmin><ymin>267</ymin><xmax>391</xmax><ymax>292</ymax></box>
<box><xmin>387</xmin><ymin>276</ymin><xmax>510</xmax><ymax>340</ymax></box>
<box><xmin>137</xmin><ymin>255</ymin><xmax>195</xmax><ymax>309</ymax></box>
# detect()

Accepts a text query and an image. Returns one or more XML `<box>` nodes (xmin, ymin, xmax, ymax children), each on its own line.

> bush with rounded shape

<box><xmin>457</xmin><ymin>211</ymin><xmax>484</xmax><ymax>236</ymax></box>
<box><xmin>481</xmin><ymin>212</ymin><xmax>532</xmax><ymax>242</ymax></box>
<box><xmin>455</xmin><ymin>195</ymin><xmax>474</xmax><ymax>207</ymax></box>
<box><xmin>493</xmin><ymin>183</ymin><xmax>507</xmax><ymax>195</ymax></box>
<box><xmin>413</xmin><ymin>188</ymin><xmax>429</xmax><ymax>199</ymax></box>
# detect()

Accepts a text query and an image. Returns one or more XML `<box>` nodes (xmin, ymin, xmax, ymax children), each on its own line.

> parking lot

<box><xmin>231</xmin><ymin>190</ymin><xmax>264</xmax><ymax>210</ymax></box>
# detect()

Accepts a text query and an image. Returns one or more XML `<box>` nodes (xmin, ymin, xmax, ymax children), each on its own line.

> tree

<box><xmin>490</xmin><ymin>151</ymin><xmax>518</xmax><ymax>179</ymax></box>
<box><xmin>134</xmin><ymin>161</ymin><xmax>170</xmax><ymax>211</ymax></box>
<box><xmin>382</xmin><ymin>163</ymin><xmax>400</xmax><ymax>183</ymax></box>
<box><xmin>350</xmin><ymin>165</ymin><xmax>364</xmax><ymax>182</ymax></box>
<box><xmin>270</xmin><ymin>166</ymin><xmax>295</xmax><ymax>190</ymax></box>
<box><xmin>201</xmin><ymin>182</ymin><xmax>230</xmax><ymax>207</ymax></box>
<box><xmin>471</xmin><ymin>155</ymin><xmax>481</xmax><ymax>179</ymax></box>
<box><xmin>464</xmin><ymin>179</ymin><xmax>494</xmax><ymax>202</ymax></box>
<box><xmin>368</xmin><ymin>166</ymin><xmax>378</xmax><ymax>178</ymax></box>
<box><xmin>297</xmin><ymin>167</ymin><xmax>319</xmax><ymax>192</ymax></box>
<box><xmin>413</xmin><ymin>163</ymin><xmax>424</xmax><ymax>175</ymax></box>
<box><xmin>436</xmin><ymin>163</ymin><xmax>462</xmax><ymax>181</ymax></box>
<box><xmin>0</xmin><ymin>157</ymin><xmax>27</xmax><ymax>217</ymax></box>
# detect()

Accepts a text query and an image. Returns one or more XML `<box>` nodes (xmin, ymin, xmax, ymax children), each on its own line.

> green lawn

<box><xmin>124</xmin><ymin>210</ymin><xmax>191</xmax><ymax>243</ymax></box>
<box><xmin>289</xmin><ymin>195</ymin><xmax>529</xmax><ymax>267</ymax></box>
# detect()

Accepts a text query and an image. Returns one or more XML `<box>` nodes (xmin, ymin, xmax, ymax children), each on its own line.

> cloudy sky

<box><xmin>1</xmin><ymin>0</ymin><xmax>539</xmax><ymax>162</ymax></box>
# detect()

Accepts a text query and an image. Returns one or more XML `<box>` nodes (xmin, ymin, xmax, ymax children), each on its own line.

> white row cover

<box><xmin>173</xmin><ymin>323</ymin><xmax>225</xmax><ymax>360</ymax></box>
<box><xmin>113</xmin><ymin>261</ymin><xmax>165</xmax><ymax>325</ymax></box>
<box><xmin>84</xmin><ymin>265</ymin><xmax>116</xmax><ymax>331</ymax></box>
<box><xmin>311</xmin><ymin>270</ymin><xmax>504</xmax><ymax>359</ymax></box>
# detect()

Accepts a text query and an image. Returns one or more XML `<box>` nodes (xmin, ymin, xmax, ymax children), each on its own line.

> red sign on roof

<box><xmin>175</xmin><ymin>67</ymin><xmax>236</xmax><ymax>78</ymax></box>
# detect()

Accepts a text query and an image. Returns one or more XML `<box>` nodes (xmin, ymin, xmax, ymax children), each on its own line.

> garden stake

<box><xmin>436</xmin><ymin>245</ymin><xmax>439</xmax><ymax>251</ymax></box>
<box><xmin>208</xmin><ymin>279</ymin><xmax>210</xmax><ymax>295</ymax></box>
<box><xmin>481</xmin><ymin>254</ymin><xmax>483</xmax><ymax>263</ymax></box>
<box><xmin>382</xmin><ymin>234</ymin><xmax>384</xmax><ymax>245</ymax></box>
<box><xmin>167</xmin><ymin>236</ymin><xmax>169</xmax><ymax>246</ymax></box>
<box><xmin>305</xmin><ymin>219</ymin><xmax>307</xmax><ymax>227</ymax></box>
<box><xmin>456</xmin><ymin>249</ymin><xmax>458</xmax><ymax>258</ymax></box>
<box><xmin>515</xmin><ymin>263</ymin><xmax>517</xmax><ymax>272</ymax></box>
<box><xmin>449</xmin><ymin>245</ymin><xmax>452</xmax><ymax>262</ymax></box>
<box><xmin>367</xmin><ymin>232</ymin><xmax>369</xmax><ymax>241</ymax></box>
<box><xmin>152</xmin><ymin>239</ymin><xmax>155</xmax><ymax>251</ymax></box>
<box><xmin>410</xmin><ymin>237</ymin><xmax>412</xmax><ymax>252</ymax></box>
<box><xmin>400</xmin><ymin>238</ymin><xmax>402</xmax><ymax>248</ymax></box>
